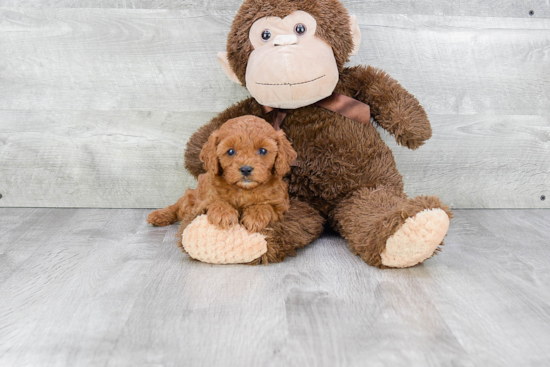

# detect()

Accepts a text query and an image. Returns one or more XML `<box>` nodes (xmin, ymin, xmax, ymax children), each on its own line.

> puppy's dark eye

<box><xmin>259</xmin><ymin>148</ymin><xmax>267</xmax><ymax>156</ymax></box>
<box><xmin>261</xmin><ymin>29</ymin><xmax>271</xmax><ymax>41</ymax></box>
<box><xmin>294</xmin><ymin>24</ymin><xmax>307</xmax><ymax>36</ymax></box>
<box><xmin>227</xmin><ymin>149</ymin><xmax>236</xmax><ymax>156</ymax></box>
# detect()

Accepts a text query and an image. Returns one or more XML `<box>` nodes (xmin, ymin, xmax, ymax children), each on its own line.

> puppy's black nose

<box><xmin>240</xmin><ymin>166</ymin><xmax>253</xmax><ymax>176</ymax></box>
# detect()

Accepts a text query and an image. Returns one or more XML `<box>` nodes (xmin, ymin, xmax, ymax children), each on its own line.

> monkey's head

<box><xmin>217</xmin><ymin>0</ymin><xmax>361</xmax><ymax>109</ymax></box>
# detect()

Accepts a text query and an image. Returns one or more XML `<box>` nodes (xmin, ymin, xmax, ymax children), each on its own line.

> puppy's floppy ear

<box><xmin>273</xmin><ymin>130</ymin><xmax>297</xmax><ymax>177</ymax></box>
<box><xmin>200</xmin><ymin>130</ymin><xmax>221</xmax><ymax>175</ymax></box>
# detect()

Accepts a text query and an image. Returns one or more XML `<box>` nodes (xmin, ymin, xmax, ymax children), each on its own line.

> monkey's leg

<box><xmin>250</xmin><ymin>199</ymin><xmax>325</xmax><ymax>264</ymax></box>
<box><xmin>332</xmin><ymin>186</ymin><xmax>452</xmax><ymax>268</ymax></box>
<box><xmin>147</xmin><ymin>190</ymin><xmax>196</xmax><ymax>227</ymax></box>
<box><xmin>178</xmin><ymin>199</ymin><xmax>325</xmax><ymax>265</ymax></box>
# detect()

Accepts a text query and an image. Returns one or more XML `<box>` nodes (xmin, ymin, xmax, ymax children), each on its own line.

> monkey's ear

<box><xmin>349</xmin><ymin>15</ymin><xmax>361</xmax><ymax>56</ymax></box>
<box><xmin>217</xmin><ymin>52</ymin><xmax>241</xmax><ymax>84</ymax></box>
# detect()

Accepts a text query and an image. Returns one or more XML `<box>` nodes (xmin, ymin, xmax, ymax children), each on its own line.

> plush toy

<box><xmin>150</xmin><ymin>0</ymin><xmax>452</xmax><ymax>268</ymax></box>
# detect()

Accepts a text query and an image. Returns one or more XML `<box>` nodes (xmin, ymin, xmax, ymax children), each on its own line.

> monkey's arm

<box><xmin>184</xmin><ymin>97</ymin><xmax>261</xmax><ymax>178</ymax></box>
<box><xmin>340</xmin><ymin>65</ymin><xmax>432</xmax><ymax>150</ymax></box>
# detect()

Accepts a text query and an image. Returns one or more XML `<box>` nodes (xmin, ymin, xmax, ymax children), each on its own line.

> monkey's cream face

<box><xmin>245</xmin><ymin>11</ymin><xmax>339</xmax><ymax>109</ymax></box>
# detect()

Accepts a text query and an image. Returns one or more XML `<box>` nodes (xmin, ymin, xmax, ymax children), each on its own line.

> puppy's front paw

<box><xmin>241</xmin><ymin>216</ymin><xmax>270</xmax><ymax>233</ymax></box>
<box><xmin>207</xmin><ymin>206</ymin><xmax>239</xmax><ymax>230</ymax></box>
<box><xmin>241</xmin><ymin>210</ymin><xmax>271</xmax><ymax>233</ymax></box>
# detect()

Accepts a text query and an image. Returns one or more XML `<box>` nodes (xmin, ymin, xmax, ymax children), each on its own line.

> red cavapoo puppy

<box><xmin>147</xmin><ymin>115</ymin><xmax>297</xmax><ymax>235</ymax></box>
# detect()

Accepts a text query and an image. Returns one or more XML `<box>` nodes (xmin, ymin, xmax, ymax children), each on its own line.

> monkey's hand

<box><xmin>385</xmin><ymin>98</ymin><xmax>432</xmax><ymax>150</ymax></box>
<box><xmin>342</xmin><ymin>66</ymin><xmax>432</xmax><ymax>150</ymax></box>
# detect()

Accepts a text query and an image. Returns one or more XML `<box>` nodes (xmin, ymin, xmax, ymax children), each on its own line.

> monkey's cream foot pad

<box><xmin>381</xmin><ymin>208</ymin><xmax>450</xmax><ymax>268</ymax></box>
<box><xmin>182</xmin><ymin>215</ymin><xmax>267</xmax><ymax>264</ymax></box>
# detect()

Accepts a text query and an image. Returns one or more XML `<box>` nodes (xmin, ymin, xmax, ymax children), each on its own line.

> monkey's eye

<box><xmin>261</xmin><ymin>29</ymin><xmax>271</xmax><ymax>41</ymax></box>
<box><xmin>227</xmin><ymin>149</ymin><xmax>236</xmax><ymax>156</ymax></box>
<box><xmin>258</xmin><ymin>148</ymin><xmax>267</xmax><ymax>156</ymax></box>
<box><xmin>294</xmin><ymin>24</ymin><xmax>307</xmax><ymax>36</ymax></box>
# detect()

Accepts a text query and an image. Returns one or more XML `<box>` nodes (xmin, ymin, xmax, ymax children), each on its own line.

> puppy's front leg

<box><xmin>207</xmin><ymin>200</ymin><xmax>239</xmax><ymax>230</ymax></box>
<box><xmin>241</xmin><ymin>204</ymin><xmax>276</xmax><ymax>233</ymax></box>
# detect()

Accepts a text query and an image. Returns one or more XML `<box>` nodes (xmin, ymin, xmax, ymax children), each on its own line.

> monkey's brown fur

<box><xmin>148</xmin><ymin>116</ymin><xmax>297</xmax><ymax>236</ymax></box>
<box><xmin>179</xmin><ymin>0</ymin><xmax>452</xmax><ymax>267</ymax></box>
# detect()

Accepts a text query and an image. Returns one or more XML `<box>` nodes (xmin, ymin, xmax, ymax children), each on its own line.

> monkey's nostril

<box><xmin>240</xmin><ymin>166</ymin><xmax>253</xmax><ymax>176</ymax></box>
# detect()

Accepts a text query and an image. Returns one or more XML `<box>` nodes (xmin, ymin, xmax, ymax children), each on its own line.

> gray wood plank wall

<box><xmin>0</xmin><ymin>1</ymin><xmax>549</xmax><ymax>208</ymax></box>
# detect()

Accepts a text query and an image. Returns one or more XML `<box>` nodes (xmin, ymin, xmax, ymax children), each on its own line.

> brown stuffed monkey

<box><xmin>149</xmin><ymin>0</ymin><xmax>452</xmax><ymax>268</ymax></box>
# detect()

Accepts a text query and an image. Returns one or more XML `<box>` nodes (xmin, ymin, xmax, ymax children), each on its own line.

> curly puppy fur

<box><xmin>148</xmin><ymin>116</ymin><xmax>297</xmax><ymax>237</ymax></box>
<box><xmin>179</xmin><ymin>0</ymin><xmax>452</xmax><ymax>267</ymax></box>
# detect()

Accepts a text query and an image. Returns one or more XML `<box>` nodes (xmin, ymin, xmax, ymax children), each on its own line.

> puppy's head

<box><xmin>200</xmin><ymin>115</ymin><xmax>297</xmax><ymax>189</ymax></box>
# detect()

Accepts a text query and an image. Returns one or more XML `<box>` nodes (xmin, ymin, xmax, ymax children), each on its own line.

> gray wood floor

<box><xmin>0</xmin><ymin>208</ymin><xmax>549</xmax><ymax>366</ymax></box>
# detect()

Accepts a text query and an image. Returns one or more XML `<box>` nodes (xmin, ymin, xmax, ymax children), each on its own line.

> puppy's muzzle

<box><xmin>240</xmin><ymin>166</ymin><xmax>253</xmax><ymax>177</ymax></box>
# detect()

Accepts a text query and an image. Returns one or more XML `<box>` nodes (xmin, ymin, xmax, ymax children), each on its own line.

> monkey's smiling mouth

<box><xmin>256</xmin><ymin>75</ymin><xmax>326</xmax><ymax>86</ymax></box>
